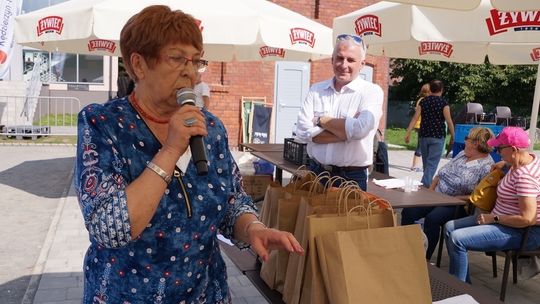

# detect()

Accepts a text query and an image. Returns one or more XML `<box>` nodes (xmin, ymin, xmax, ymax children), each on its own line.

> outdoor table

<box><xmin>249</xmin><ymin>148</ymin><xmax>465</xmax><ymax>209</ymax></box>
<box><xmin>240</xmin><ymin>143</ymin><xmax>284</xmax><ymax>152</ymax></box>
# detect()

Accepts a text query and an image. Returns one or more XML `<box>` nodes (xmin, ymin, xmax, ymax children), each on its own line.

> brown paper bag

<box><xmin>260</xmin><ymin>171</ymin><xmax>325</xmax><ymax>290</ymax></box>
<box><xmin>316</xmin><ymin>224</ymin><xmax>432</xmax><ymax>304</ymax></box>
<box><xmin>300</xmin><ymin>207</ymin><xmax>396</xmax><ymax>304</ymax></box>
<box><xmin>282</xmin><ymin>186</ymin><xmax>389</xmax><ymax>304</ymax></box>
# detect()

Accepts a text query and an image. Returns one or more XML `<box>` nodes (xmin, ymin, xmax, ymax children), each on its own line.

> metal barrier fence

<box><xmin>0</xmin><ymin>95</ymin><xmax>81</xmax><ymax>138</ymax></box>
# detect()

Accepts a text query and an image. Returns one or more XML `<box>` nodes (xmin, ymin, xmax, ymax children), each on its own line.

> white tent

<box><xmin>388</xmin><ymin>0</ymin><xmax>540</xmax><ymax>11</ymax></box>
<box><xmin>15</xmin><ymin>0</ymin><xmax>333</xmax><ymax>62</ymax></box>
<box><xmin>334</xmin><ymin>0</ymin><xmax>540</xmax><ymax>145</ymax></box>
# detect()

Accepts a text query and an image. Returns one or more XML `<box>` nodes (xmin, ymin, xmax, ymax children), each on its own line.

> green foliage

<box><xmin>37</xmin><ymin>114</ymin><xmax>78</xmax><ymax>126</ymax></box>
<box><xmin>389</xmin><ymin>59</ymin><xmax>537</xmax><ymax>117</ymax></box>
<box><xmin>385</xmin><ymin>128</ymin><xmax>539</xmax><ymax>151</ymax></box>
<box><xmin>384</xmin><ymin>128</ymin><xmax>418</xmax><ymax>150</ymax></box>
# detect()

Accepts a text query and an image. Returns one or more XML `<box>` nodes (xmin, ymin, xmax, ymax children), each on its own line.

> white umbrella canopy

<box><xmin>334</xmin><ymin>1</ymin><xmax>540</xmax><ymax>63</ymax></box>
<box><xmin>334</xmin><ymin>0</ymin><xmax>540</xmax><ymax>146</ymax></box>
<box><xmin>14</xmin><ymin>0</ymin><xmax>333</xmax><ymax>61</ymax></box>
<box><xmin>388</xmin><ymin>0</ymin><xmax>540</xmax><ymax>12</ymax></box>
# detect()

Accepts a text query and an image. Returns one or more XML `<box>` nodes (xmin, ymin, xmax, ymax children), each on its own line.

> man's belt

<box><xmin>311</xmin><ymin>159</ymin><xmax>368</xmax><ymax>173</ymax></box>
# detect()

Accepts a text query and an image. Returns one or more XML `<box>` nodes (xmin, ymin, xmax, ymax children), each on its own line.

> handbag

<box><xmin>468</xmin><ymin>168</ymin><xmax>505</xmax><ymax>212</ymax></box>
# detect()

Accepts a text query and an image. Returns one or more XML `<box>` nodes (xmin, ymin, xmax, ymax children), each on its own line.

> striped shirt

<box><xmin>492</xmin><ymin>154</ymin><xmax>540</xmax><ymax>220</ymax></box>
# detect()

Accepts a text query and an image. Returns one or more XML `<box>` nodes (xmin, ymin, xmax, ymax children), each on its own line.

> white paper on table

<box><xmin>217</xmin><ymin>234</ymin><xmax>234</xmax><ymax>246</ymax></box>
<box><xmin>372</xmin><ymin>178</ymin><xmax>422</xmax><ymax>189</ymax></box>
<box><xmin>432</xmin><ymin>294</ymin><xmax>479</xmax><ymax>304</ymax></box>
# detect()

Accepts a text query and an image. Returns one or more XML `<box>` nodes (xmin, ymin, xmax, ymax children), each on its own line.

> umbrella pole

<box><xmin>529</xmin><ymin>64</ymin><xmax>540</xmax><ymax>150</ymax></box>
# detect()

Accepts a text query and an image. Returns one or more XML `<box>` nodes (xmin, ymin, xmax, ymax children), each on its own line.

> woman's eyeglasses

<box><xmin>464</xmin><ymin>136</ymin><xmax>477</xmax><ymax>141</ymax></box>
<box><xmin>164</xmin><ymin>54</ymin><xmax>208</xmax><ymax>73</ymax></box>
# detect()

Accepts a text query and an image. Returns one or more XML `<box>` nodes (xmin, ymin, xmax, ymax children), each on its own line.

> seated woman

<box><xmin>401</xmin><ymin>127</ymin><xmax>495</xmax><ymax>260</ymax></box>
<box><xmin>445</xmin><ymin>127</ymin><xmax>540</xmax><ymax>282</ymax></box>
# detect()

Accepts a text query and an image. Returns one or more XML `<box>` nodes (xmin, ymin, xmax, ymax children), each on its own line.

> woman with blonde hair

<box><xmin>401</xmin><ymin>127</ymin><xmax>495</xmax><ymax>261</ymax></box>
<box><xmin>410</xmin><ymin>83</ymin><xmax>431</xmax><ymax>171</ymax></box>
<box><xmin>446</xmin><ymin>127</ymin><xmax>540</xmax><ymax>282</ymax></box>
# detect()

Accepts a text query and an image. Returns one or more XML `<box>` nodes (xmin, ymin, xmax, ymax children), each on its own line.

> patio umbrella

<box><xmin>14</xmin><ymin>0</ymin><xmax>332</xmax><ymax>62</ymax></box>
<box><xmin>334</xmin><ymin>0</ymin><xmax>540</xmax><ymax>146</ymax></box>
<box><xmin>388</xmin><ymin>0</ymin><xmax>540</xmax><ymax>12</ymax></box>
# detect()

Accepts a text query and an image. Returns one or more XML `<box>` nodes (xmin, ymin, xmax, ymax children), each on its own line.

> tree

<box><xmin>389</xmin><ymin>58</ymin><xmax>537</xmax><ymax>116</ymax></box>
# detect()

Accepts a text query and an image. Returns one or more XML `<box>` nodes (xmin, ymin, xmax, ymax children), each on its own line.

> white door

<box><xmin>273</xmin><ymin>61</ymin><xmax>310</xmax><ymax>143</ymax></box>
<box><xmin>359</xmin><ymin>65</ymin><xmax>374</xmax><ymax>82</ymax></box>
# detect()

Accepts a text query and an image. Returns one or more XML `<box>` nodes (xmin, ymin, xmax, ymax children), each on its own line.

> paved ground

<box><xmin>1</xmin><ymin>144</ymin><xmax>539</xmax><ymax>303</ymax></box>
<box><xmin>0</xmin><ymin>145</ymin><xmax>75</xmax><ymax>304</ymax></box>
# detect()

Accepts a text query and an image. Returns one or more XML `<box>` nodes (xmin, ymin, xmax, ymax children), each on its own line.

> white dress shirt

<box><xmin>296</xmin><ymin>76</ymin><xmax>383</xmax><ymax>167</ymax></box>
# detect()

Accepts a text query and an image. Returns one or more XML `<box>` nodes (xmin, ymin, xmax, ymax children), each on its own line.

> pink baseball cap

<box><xmin>487</xmin><ymin>127</ymin><xmax>530</xmax><ymax>148</ymax></box>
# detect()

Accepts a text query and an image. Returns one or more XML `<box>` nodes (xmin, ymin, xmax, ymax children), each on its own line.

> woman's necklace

<box><xmin>129</xmin><ymin>93</ymin><xmax>169</xmax><ymax>124</ymax></box>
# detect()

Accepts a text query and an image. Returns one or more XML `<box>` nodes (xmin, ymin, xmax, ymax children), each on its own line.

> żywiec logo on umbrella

<box><xmin>36</xmin><ymin>16</ymin><xmax>64</xmax><ymax>36</ymax></box>
<box><xmin>354</xmin><ymin>15</ymin><xmax>382</xmax><ymax>37</ymax></box>
<box><xmin>531</xmin><ymin>47</ymin><xmax>540</xmax><ymax>61</ymax></box>
<box><xmin>259</xmin><ymin>46</ymin><xmax>285</xmax><ymax>58</ymax></box>
<box><xmin>87</xmin><ymin>39</ymin><xmax>117</xmax><ymax>53</ymax></box>
<box><xmin>418</xmin><ymin>42</ymin><xmax>454</xmax><ymax>58</ymax></box>
<box><xmin>486</xmin><ymin>9</ymin><xmax>540</xmax><ymax>36</ymax></box>
<box><xmin>289</xmin><ymin>28</ymin><xmax>315</xmax><ymax>48</ymax></box>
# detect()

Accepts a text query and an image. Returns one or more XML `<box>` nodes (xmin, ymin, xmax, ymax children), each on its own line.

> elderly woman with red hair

<box><xmin>73</xmin><ymin>6</ymin><xmax>303</xmax><ymax>303</ymax></box>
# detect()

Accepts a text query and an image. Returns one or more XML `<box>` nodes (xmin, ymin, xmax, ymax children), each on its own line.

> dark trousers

<box><xmin>308</xmin><ymin>159</ymin><xmax>368</xmax><ymax>191</ymax></box>
<box><xmin>401</xmin><ymin>205</ymin><xmax>467</xmax><ymax>260</ymax></box>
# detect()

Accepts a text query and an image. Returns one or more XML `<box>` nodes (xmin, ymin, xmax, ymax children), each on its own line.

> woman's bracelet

<box><xmin>146</xmin><ymin>161</ymin><xmax>172</xmax><ymax>184</ymax></box>
<box><xmin>244</xmin><ymin>220</ymin><xmax>267</xmax><ymax>238</ymax></box>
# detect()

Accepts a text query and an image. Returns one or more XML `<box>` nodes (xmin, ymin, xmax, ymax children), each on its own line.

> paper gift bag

<box><xmin>260</xmin><ymin>171</ymin><xmax>325</xmax><ymax>290</ymax></box>
<box><xmin>282</xmin><ymin>186</ymin><xmax>356</xmax><ymax>304</ymax></box>
<box><xmin>283</xmin><ymin>186</ymin><xmax>392</xmax><ymax>304</ymax></box>
<box><xmin>316</xmin><ymin>224</ymin><xmax>432</xmax><ymax>304</ymax></box>
<box><xmin>300</xmin><ymin>202</ymin><xmax>396</xmax><ymax>304</ymax></box>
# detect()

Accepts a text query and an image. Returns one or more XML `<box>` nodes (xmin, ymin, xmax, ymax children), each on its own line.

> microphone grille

<box><xmin>176</xmin><ymin>88</ymin><xmax>197</xmax><ymax>105</ymax></box>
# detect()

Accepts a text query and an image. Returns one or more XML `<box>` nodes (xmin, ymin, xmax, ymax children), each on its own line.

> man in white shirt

<box><xmin>193</xmin><ymin>73</ymin><xmax>210</xmax><ymax>108</ymax></box>
<box><xmin>296</xmin><ymin>34</ymin><xmax>384</xmax><ymax>190</ymax></box>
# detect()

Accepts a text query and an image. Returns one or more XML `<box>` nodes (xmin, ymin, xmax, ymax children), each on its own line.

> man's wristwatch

<box><xmin>494</xmin><ymin>215</ymin><xmax>500</xmax><ymax>223</ymax></box>
<box><xmin>316</xmin><ymin>116</ymin><xmax>322</xmax><ymax>127</ymax></box>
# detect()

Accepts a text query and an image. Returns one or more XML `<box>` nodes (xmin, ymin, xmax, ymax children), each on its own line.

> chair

<box><xmin>495</xmin><ymin>106</ymin><xmax>512</xmax><ymax>126</ymax></box>
<box><xmin>465</xmin><ymin>102</ymin><xmax>484</xmax><ymax>124</ymax></box>
<box><xmin>486</xmin><ymin>226</ymin><xmax>540</xmax><ymax>301</ymax></box>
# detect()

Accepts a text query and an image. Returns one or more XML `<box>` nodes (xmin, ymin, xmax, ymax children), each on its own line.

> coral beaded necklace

<box><xmin>129</xmin><ymin>93</ymin><xmax>169</xmax><ymax>124</ymax></box>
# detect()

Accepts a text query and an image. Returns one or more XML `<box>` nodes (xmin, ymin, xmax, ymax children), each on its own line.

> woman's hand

<box><xmin>404</xmin><ymin>131</ymin><xmax>411</xmax><ymax>144</ymax></box>
<box><xmin>248</xmin><ymin>227</ymin><xmax>304</xmax><ymax>262</ymax></box>
<box><xmin>163</xmin><ymin>105</ymin><xmax>207</xmax><ymax>156</ymax></box>
<box><xmin>477</xmin><ymin>213</ymin><xmax>496</xmax><ymax>225</ymax></box>
<box><xmin>491</xmin><ymin>161</ymin><xmax>507</xmax><ymax>172</ymax></box>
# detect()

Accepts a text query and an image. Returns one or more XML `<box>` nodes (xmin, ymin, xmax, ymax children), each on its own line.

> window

<box><xmin>22</xmin><ymin>0</ymin><xmax>68</xmax><ymax>14</ymax></box>
<box><xmin>23</xmin><ymin>50</ymin><xmax>104</xmax><ymax>84</ymax></box>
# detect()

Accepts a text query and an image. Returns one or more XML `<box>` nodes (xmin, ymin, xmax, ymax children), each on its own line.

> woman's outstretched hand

<box><xmin>248</xmin><ymin>227</ymin><xmax>304</xmax><ymax>262</ymax></box>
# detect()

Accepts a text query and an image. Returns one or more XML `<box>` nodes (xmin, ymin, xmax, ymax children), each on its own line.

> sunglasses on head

<box><xmin>336</xmin><ymin>34</ymin><xmax>366</xmax><ymax>50</ymax></box>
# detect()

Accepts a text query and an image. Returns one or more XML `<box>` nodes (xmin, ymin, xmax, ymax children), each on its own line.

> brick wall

<box><xmin>203</xmin><ymin>0</ymin><xmax>390</xmax><ymax>147</ymax></box>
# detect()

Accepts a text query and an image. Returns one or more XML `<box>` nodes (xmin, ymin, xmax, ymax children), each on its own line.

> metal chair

<box><xmin>495</xmin><ymin>106</ymin><xmax>512</xmax><ymax>126</ymax></box>
<box><xmin>486</xmin><ymin>226</ymin><xmax>540</xmax><ymax>301</ymax></box>
<box><xmin>466</xmin><ymin>102</ymin><xmax>484</xmax><ymax>124</ymax></box>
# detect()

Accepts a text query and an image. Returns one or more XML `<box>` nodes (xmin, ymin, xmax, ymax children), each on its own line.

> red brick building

<box><xmin>201</xmin><ymin>0</ymin><xmax>389</xmax><ymax>148</ymax></box>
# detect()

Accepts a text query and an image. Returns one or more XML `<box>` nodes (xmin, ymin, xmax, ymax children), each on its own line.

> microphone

<box><xmin>176</xmin><ymin>88</ymin><xmax>208</xmax><ymax>175</ymax></box>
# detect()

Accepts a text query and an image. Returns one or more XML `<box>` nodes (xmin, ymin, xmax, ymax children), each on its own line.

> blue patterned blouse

<box><xmin>435</xmin><ymin>150</ymin><xmax>494</xmax><ymax>196</ymax></box>
<box><xmin>73</xmin><ymin>97</ymin><xmax>257</xmax><ymax>304</ymax></box>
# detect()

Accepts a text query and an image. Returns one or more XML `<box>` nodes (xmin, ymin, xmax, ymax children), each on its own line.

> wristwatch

<box><xmin>316</xmin><ymin>116</ymin><xmax>322</xmax><ymax>127</ymax></box>
<box><xmin>494</xmin><ymin>215</ymin><xmax>500</xmax><ymax>223</ymax></box>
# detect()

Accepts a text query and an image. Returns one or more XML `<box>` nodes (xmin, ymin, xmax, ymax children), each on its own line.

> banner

<box><xmin>0</xmin><ymin>0</ymin><xmax>22</xmax><ymax>79</ymax></box>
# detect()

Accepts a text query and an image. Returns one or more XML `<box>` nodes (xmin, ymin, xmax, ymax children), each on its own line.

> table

<box><xmin>220</xmin><ymin>240</ymin><xmax>502</xmax><ymax>304</ymax></box>
<box><xmin>250</xmin><ymin>150</ymin><xmax>464</xmax><ymax>209</ymax></box>
<box><xmin>240</xmin><ymin>143</ymin><xmax>284</xmax><ymax>152</ymax></box>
